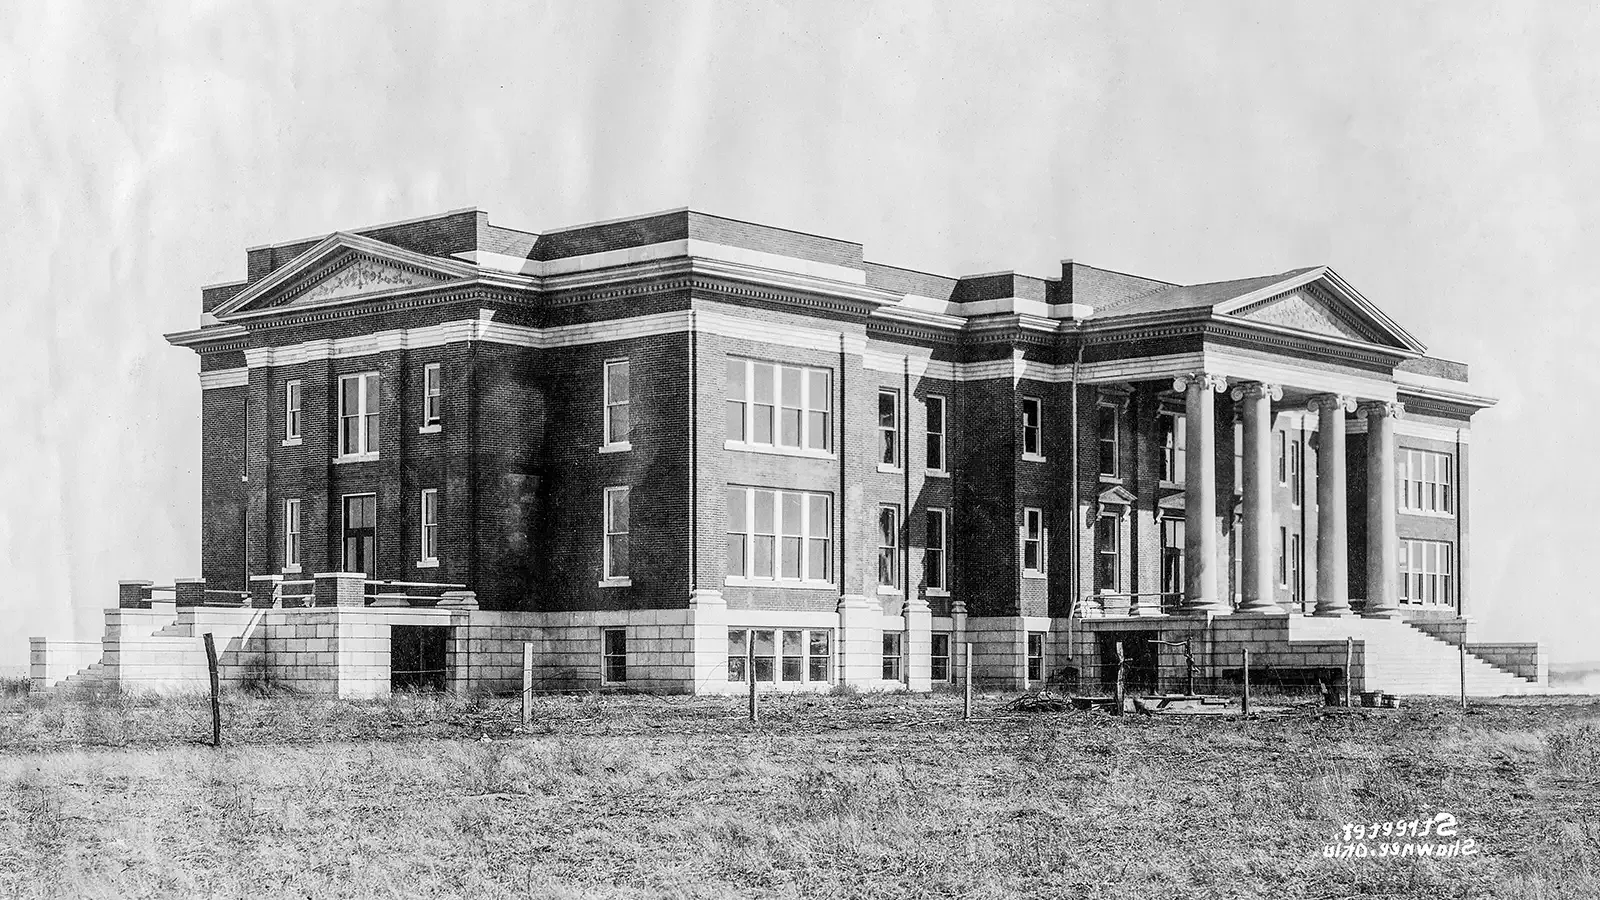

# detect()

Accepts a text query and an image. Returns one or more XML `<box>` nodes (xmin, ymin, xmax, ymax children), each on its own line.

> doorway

<box><xmin>391</xmin><ymin>625</ymin><xmax>449</xmax><ymax>692</ymax></box>
<box><xmin>1097</xmin><ymin>631</ymin><xmax>1160</xmax><ymax>694</ymax></box>
<box><xmin>342</xmin><ymin>494</ymin><xmax>377</xmax><ymax>577</ymax></box>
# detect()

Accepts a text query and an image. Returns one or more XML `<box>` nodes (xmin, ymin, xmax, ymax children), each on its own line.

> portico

<box><xmin>1162</xmin><ymin>371</ymin><xmax>1406</xmax><ymax>619</ymax></box>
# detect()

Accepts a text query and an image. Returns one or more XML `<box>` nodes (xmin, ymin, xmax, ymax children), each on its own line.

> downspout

<box><xmin>1067</xmin><ymin>340</ymin><xmax>1084</xmax><ymax>658</ymax></box>
<box><xmin>689</xmin><ymin>311</ymin><xmax>698</xmax><ymax>593</ymax></box>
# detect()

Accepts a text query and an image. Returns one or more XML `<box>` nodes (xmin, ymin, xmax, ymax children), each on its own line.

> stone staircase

<box><xmin>1287</xmin><ymin>616</ymin><xmax>1542</xmax><ymax>696</ymax></box>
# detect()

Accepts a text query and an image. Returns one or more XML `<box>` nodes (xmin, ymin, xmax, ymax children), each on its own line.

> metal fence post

<box><xmin>1459</xmin><ymin>642</ymin><xmax>1468</xmax><ymax>710</ymax></box>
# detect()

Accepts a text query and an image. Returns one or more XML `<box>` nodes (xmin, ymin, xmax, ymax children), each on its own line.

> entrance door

<box><xmin>1097</xmin><ymin>632</ymin><xmax>1160</xmax><ymax>694</ymax></box>
<box><xmin>391</xmin><ymin>625</ymin><xmax>449</xmax><ymax>692</ymax></box>
<box><xmin>342</xmin><ymin>494</ymin><xmax>377</xmax><ymax>577</ymax></box>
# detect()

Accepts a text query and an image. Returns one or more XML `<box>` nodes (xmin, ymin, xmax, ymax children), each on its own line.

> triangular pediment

<box><xmin>1234</xmin><ymin>287</ymin><xmax>1373</xmax><ymax>341</ymax></box>
<box><xmin>214</xmin><ymin>232</ymin><xmax>480</xmax><ymax>318</ymax></box>
<box><xmin>293</xmin><ymin>255</ymin><xmax>446</xmax><ymax>305</ymax></box>
<box><xmin>1214</xmin><ymin>267</ymin><xmax>1426</xmax><ymax>354</ymax></box>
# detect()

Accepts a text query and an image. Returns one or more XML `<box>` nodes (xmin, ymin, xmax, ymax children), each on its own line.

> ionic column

<box><xmin>1230</xmin><ymin>382</ymin><xmax>1284</xmax><ymax>613</ymax></box>
<box><xmin>1308</xmin><ymin>394</ymin><xmax>1357</xmax><ymax>616</ymax></box>
<box><xmin>1174</xmin><ymin>372</ymin><xmax>1228</xmax><ymax>614</ymax></box>
<box><xmin>1362</xmin><ymin>401</ymin><xmax>1404</xmax><ymax>619</ymax></box>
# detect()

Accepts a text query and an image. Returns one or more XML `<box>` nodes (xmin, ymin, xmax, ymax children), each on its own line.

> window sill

<box><xmin>598</xmin><ymin>442</ymin><xmax>632</xmax><ymax>454</ymax></box>
<box><xmin>1160</xmin><ymin>480</ymin><xmax>1184</xmax><ymax>490</ymax></box>
<box><xmin>1022</xmin><ymin>571</ymin><xmax>1048</xmax><ymax>580</ymax></box>
<box><xmin>598</xmin><ymin>577</ymin><xmax>633</xmax><ymax>588</ymax></box>
<box><xmin>282</xmin><ymin>565</ymin><xmax>301</xmax><ymax>575</ymax></box>
<box><xmin>925</xmin><ymin>469</ymin><xmax>950</xmax><ymax>479</ymax></box>
<box><xmin>1021</xmin><ymin>453</ymin><xmax>1047</xmax><ymax>464</ymax></box>
<box><xmin>418</xmin><ymin>424</ymin><xmax>442</xmax><ymax>435</ymax></box>
<box><xmin>281</xmin><ymin>437</ymin><xmax>302</xmax><ymax>447</ymax></box>
<box><xmin>724</xmin><ymin>440</ymin><xmax>833</xmax><ymax>461</ymax></box>
<box><xmin>724</xmin><ymin>577</ymin><xmax>837</xmax><ymax>591</ymax></box>
<box><xmin>876</xmin><ymin>586</ymin><xmax>903</xmax><ymax>595</ymax></box>
<box><xmin>876</xmin><ymin>463</ymin><xmax>903</xmax><ymax>475</ymax></box>
<box><xmin>926</xmin><ymin>588</ymin><xmax>951</xmax><ymax>597</ymax></box>
<box><xmin>416</xmin><ymin>559</ymin><xmax>439</xmax><ymax>569</ymax></box>
<box><xmin>1399</xmin><ymin>509</ymin><xmax>1456</xmax><ymax>519</ymax></box>
<box><xmin>1099</xmin><ymin>474</ymin><xmax>1123</xmax><ymax>485</ymax></box>
<box><xmin>333</xmin><ymin>453</ymin><xmax>380</xmax><ymax>465</ymax></box>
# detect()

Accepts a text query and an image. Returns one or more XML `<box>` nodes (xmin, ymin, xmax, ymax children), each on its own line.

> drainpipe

<box><xmin>1067</xmin><ymin>340</ymin><xmax>1084</xmax><ymax>658</ymax></box>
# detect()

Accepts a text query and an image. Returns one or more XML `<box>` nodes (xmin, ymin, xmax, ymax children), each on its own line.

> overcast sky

<box><xmin>2</xmin><ymin>1</ymin><xmax>1595</xmax><ymax>671</ymax></box>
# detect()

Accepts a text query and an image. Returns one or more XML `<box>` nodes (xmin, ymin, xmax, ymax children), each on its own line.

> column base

<box><xmin>1361</xmin><ymin>608</ymin><xmax>1403</xmax><ymax>620</ymax></box>
<box><xmin>1313</xmin><ymin>606</ymin><xmax>1351</xmax><ymax>618</ymax></box>
<box><xmin>1181</xmin><ymin>604</ymin><xmax>1230</xmax><ymax>616</ymax></box>
<box><xmin>1235</xmin><ymin>604</ymin><xmax>1288</xmax><ymax>615</ymax></box>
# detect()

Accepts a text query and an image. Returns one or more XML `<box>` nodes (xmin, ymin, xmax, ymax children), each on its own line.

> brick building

<box><xmin>31</xmin><ymin>207</ymin><xmax>1545</xmax><ymax>696</ymax></box>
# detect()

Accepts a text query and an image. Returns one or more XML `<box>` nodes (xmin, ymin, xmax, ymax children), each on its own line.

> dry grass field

<box><xmin>0</xmin><ymin>683</ymin><xmax>1596</xmax><ymax>899</ymax></box>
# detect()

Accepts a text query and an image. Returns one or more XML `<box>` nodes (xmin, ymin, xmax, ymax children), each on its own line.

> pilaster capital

<box><xmin>1306</xmin><ymin>393</ymin><xmax>1357</xmax><ymax>414</ymax></box>
<box><xmin>1228</xmin><ymin>381</ymin><xmax>1284</xmax><ymax>402</ymax></box>
<box><xmin>1172</xmin><ymin>372</ymin><xmax>1228</xmax><ymax>394</ymax></box>
<box><xmin>1359</xmin><ymin>400</ymin><xmax>1405</xmax><ymax>420</ymax></box>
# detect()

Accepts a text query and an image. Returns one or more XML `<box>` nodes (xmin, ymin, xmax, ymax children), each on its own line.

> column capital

<box><xmin>1359</xmin><ymin>400</ymin><xmax>1405</xmax><ymax>420</ymax></box>
<box><xmin>1228</xmin><ymin>381</ymin><xmax>1284</xmax><ymax>402</ymax></box>
<box><xmin>1173</xmin><ymin>372</ymin><xmax>1228</xmax><ymax>394</ymax></box>
<box><xmin>1306</xmin><ymin>393</ymin><xmax>1357</xmax><ymax>413</ymax></box>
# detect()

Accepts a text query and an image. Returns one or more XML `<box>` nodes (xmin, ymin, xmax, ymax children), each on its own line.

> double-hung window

<box><xmin>1400</xmin><ymin>450</ymin><xmax>1454</xmax><ymax>515</ymax></box>
<box><xmin>419</xmin><ymin>489</ymin><xmax>439</xmax><ymax>566</ymax></box>
<box><xmin>1289</xmin><ymin>534</ymin><xmax>1303</xmax><ymax>603</ymax></box>
<box><xmin>283</xmin><ymin>499</ymin><xmax>301</xmax><ymax>571</ymax></box>
<box><xmin>1160</xmin><ymin>410</ymin><xmax>1185</xmax><ymax>483</ymax></box>
<box><xmin>1021</xmin><ymin>397</ymin><xmax>1043</xmax><ymax>458</ymax></box>
<box><xmin>1094</xmin><ymin>515</ymin><xmax>1118</xmax><ymax>591</ymax></box>
<box><xmin>1160</xmin><ymin>517</ymin><xmax>1183</xmax><ymax>599</ymax></box>
<box><xmin>1232</xmin><ymin>420</ymin><xmax>1243</xmax><ymax>489</ymax></box>
<box><xmin>1023</xmin><ymin>507</ymin><xmax>1047</xmax><ymax>577</ymax></box>
<box><xmin>1097</xmin><ymin>403</ymin><xmax>1119</xmax><ymax>476</ymax></box>
<box><xmin>878</xmin><ymin>389</ymin><xmax>901</xmax><ymax>468</ymax></box>
<box><xmin>925</xmin><ymin>508</ymin><xmax>949</xmax><ymax>593</ymax></box>
<box><xmin>422</xmin><ymin>363</ymin><xmax>442</xmax><ymax>430</ymax></box>
<box><xmin>925</xmin><ymin>395</ymin><xmax>947</xmax><ymax>473</ymax></box>
<box><xmin>602</xmin><ymin>359</ymin><xmax>630</xmax><ymax>450</ymax></box>
<box><xmin>726</xmin><ymin>358</ymin><xmax>830</xmax><ymax>452</ymax></box>
<box><xmin>877</xmin><ymin>504</ymin><xmax>900</xmax><ymax>590</ymax></box>
<box><xmin>284</xmin><ymin>380</ymin><xmax>302</xmax><ymax>443</ymax></box>
<box><xmin>727</xmin><ymin>628</ymin><xmax>833</xmax><ymax>684</ymax></box>
<box><xmin>1289</xmin><ymin>440</ymin><xmax>1302</xmax><ymax>507</ymax></box>
<box><xmin>931</xmin><ymin>633</ymin><xmax>952</xmax><ymax>682</ymax></box>
<box><xmin>1400</xmin><ymin>539</ymin><xmax>1453</xmax><ymax>604</ymax></box>
<box><xmin>602</xmin><ymin>629</ymin><xmax>627</xmax><ymax>683</ymax></box>
<box><xmin>1026</xmin><ymin>633</ymin><xmax>1045</xmax><ymax>683</ymax></box>
<box><xmin>337</xmin><ymin>372</ymin><xmax>380</xmax><ymax>459</ymax></box>
<box><xmin>602</xmin><ymin>487</ymin><xmax>630</xmax><ymax>583</ymax></box>
<box><xmin>726</xmin><ymin>487</ymin><xmax>832</xmax><ymax>584</ymax></box>
<box><xmin>882</xmin><ymin>632</ymin><xmax>904</xmax><ymax>682</ymax></box>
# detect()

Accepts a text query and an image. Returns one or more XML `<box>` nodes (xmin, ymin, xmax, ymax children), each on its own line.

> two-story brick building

<box><xmin>30</xmin><ymin>206</ymin><xmax>1545</xmax><ymax>697</ymax></box>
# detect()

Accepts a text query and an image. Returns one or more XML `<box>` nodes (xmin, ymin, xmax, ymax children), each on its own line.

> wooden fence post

<box><xmin>963</xmin><ymin>642</ymin><xmax>973</xmax><ymax>722</ymax></box>
<box><xmin>202</xmin><ymin>632</ymin><xmax>221</xmax><ymax>748</ymax></box>
<box><xmin>1344</xmin><ymin>637</ymin><xmax>1354</xmax><ymax>708</ymax></box>
<box><xmin>521</xmin><ymin>642</ymin><xmax>533</xmax><ymax>726</ymax></box>
<box><xmin>747</xmin><ymin>638</ymin><xmax>757</xmax><ymax>724</ymax></box>
<box><xmin>1113</xmin><ymin>641</ymin><xmax>1125</xmax><ymax>716</ymax></box>
<box><xmin>1241</xmin><ymin>648</ymin><xmax>1251</xmax><ymax>717</ymax></box>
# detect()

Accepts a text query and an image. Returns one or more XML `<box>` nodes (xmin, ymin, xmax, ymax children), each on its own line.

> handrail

<box><xmin>362</xmin><ymin>580</ymin><xmax>467</xmax><ymax>590</ymax></box>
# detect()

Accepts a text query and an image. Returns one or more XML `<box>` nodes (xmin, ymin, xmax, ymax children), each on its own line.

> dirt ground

<box><xmin>0</xmin><ymin>689</ymin><xmax>1595</xmax><ymax>898</ymax></box>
